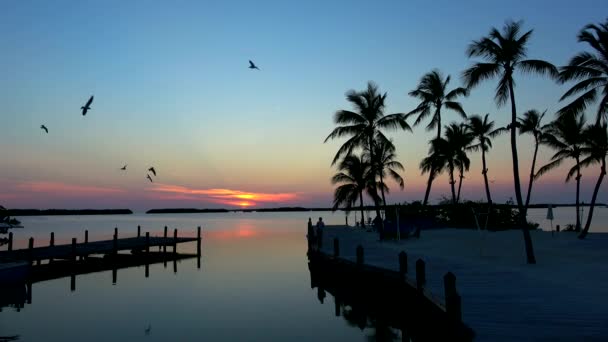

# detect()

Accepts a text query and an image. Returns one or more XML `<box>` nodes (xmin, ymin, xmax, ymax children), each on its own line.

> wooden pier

<box><xmin>311</xmin><ymin>223</ymin><xmax>608</xmax><ymax>341</ymax></box>
<box><xmin>0</xmin><ymin>226</ymin><xmax>201</xmax><ymax>263</ymax></box>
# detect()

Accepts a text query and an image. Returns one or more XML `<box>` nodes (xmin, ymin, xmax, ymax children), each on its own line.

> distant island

<box><xmin>146</xmin><ymin>203</ymin><xmax>607</xmax><ymax>214</ymax></box>
<box><xmin>5</xmin><ymin>209</ymin><xmax>133</xmax><ymax>216</ymax></box>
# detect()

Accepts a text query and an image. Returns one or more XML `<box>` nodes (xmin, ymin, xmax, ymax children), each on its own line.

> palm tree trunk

<box><xmin>423</xmin><ymin>171</ymin><xmax>434</xmax><ymax>205</ymax></box>
<box><xmin>449</xmin><ymin>165</ymin><xmax>457</xmax><ymax>204</ymax></box>
<box><xmin>578</xmin><ymin>158</ymin><xmax>606</xmax><ymax>239</ymax></box>
<box><xmin>359</xmin><ymin>191</ymin><xmax>365</xmax><ymax>228</ymax></box>
<box><xmin>379</xmin><ymin>173</ymin><xmax>387</xmax><ymax>208</ymax></box>
<box><xmin>482</xmin><ymin>149</ymin><xmax>492</xmax><ymax>205</ymax></box>
<box><xmin>524</xmin><ymin>139</ymin><xmax>539</xmax><ymax>212</ymax></box>
<box><xmin>508</xmin><ymin>78</ymin><xmax>536</xmax><ymax>264</ymax></box>
<box><xmin>368</xmin><ymin>135</ymin><xmax>382</xmax><ymax>221</ymax></box>
<box><xmin>575</xmin><ymin>157</ymin><xmax>581</xmax><ymax>232</ymax></box>
<box><xmin>456</xmin><ymin>170</ymin><xmax>464</xmax><ymax>203</ymax></box>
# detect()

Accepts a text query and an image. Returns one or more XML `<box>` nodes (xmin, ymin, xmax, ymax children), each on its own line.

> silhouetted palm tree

<box><xmin>558</xmin><ymin>20</ymin><xmax>608</xmax><ymax>125</ymax></box>
<box><xmin>325</xmin><ymin>82</ymin><xmax>411</xmax><ymax>219</ymax></box>
<box><xmin>463</xmin><ymin>20</ymin><xmax>557</xmax><ymax>264</ymax></box>
<box><xmin>331</xmin><ymin>155</ymin><xmax>374</xmax><ymax>228</ymax></box>
<box><xmin>465</xmin><ymin>114</ymin><xmax>504</xmax><ymax>205</ymax></box>
<box><xmin>363</xmin><ymin>138</ymin><xmax>405</xmax><ymax>207</ymax></box>
<box><xmin>577</xmin><ymin>123</ymin><xmax>608</xmax><ymax>239</ymax></box>
<box><xmin>518</xmin><ymin>109</ymin><xmax>548</xmax><ymax>211</ymax></box>
<box><xmin>536</xmin><ymin>114</ymin><xmax>587</xmax><ymax>232</ymax></box>
<box><xmin>420</xmin><ymin>138</ymin><xmax>445</xmax><ymax>204</ymax></box>
<box><xmin>445</xmin><ymin>123</ymin><xmax>472</xmax><ymax>203</ymax></box>
<box><xmin>408</xmin><ymin>70</ymin><xmax>468</xmax><ymax>205</ymax></box>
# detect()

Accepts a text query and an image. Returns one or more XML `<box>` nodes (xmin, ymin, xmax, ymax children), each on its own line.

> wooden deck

<box><xmin>316</xmin><ymin>225</ymin><xmax>608</xmax><ymax>341</ymax></box>
<box><xmin>0</xmin><ymin>236</ymin><xmax>198</xmax><ymax>262</ymax></box>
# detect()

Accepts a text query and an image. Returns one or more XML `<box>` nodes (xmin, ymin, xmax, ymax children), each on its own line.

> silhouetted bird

<box><xmin>248</xmin><ymin>60</ymin><xmax>260</xmax><ymax>70</ymax></box>
<box><xmin>144</xmin><ymin>324</ymin><xmax>151</xmax><ymax>335</ymax></box>
<box><xmin>81</xmin><ymin>95</ymin><xmax>94</xmax><ymax>116</ymax></box>
<box><xmin>40</xmin><ymin>125</ymin><xmax>48</xmax><ymax>133</ymax></box>
<box><xmin>120</xmin><ymin>164</ymin><xmax>127</xmax><ymax>170</ymax></box>
<box><xmin>146</xmin><ymin>174</ymin><xmax>153</xmax><ymax>183</ymax></box>
<box><xmin>148</xmin><ymin>167</ymin><xmax>156</xmax><ymax>176</ymax></box>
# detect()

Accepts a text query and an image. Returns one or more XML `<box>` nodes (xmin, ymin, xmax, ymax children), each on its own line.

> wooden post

<box><xmin>444</xmin><ymin>272</ymin><xmax>462</xmax><ymax>322</ymax></box>
<box><xmin>197</xmin><ymin>226</ymin><xmax>202</xmax><ymax>257</ymax></box>
<box><xmin>70</xmin><ymin>274</ymin><xmax>76</xmax><ymax>292</ymax></box>
<box><xmin>114</xmin><ymin>227</ymin><xmax>118</xmax><ymax>238</ymax></box>
<box><xmin>164</xmin><ymin>226</ymin><xmax>168</xmax><ymax>238</ymax></box>
<box><xmin>112</xmin><ymin>267</ymin><xmax>117</xmax><ymax>284</ymax></box>
<box><xmin>49</xmin><ymin>232</ymin><xmax>54</xmax><ymax>262</ymax></box>
<box><xmin>173</xmin><ymin>228</ymin><xmax>178</xmax><ymax>254</ymax></box>
<box><xmin>8</xmin><ymin>232</ymin><xmax>13</xmax><ymax>252</ymax></box>
<box><xmin>84</xmin><ymin>230</ymin><xmax>88</xmax><ymax>244</ymax></box>
<box><xmin>28</xmin><ymin>237</ymin><xmax>34</xmax><ymax>264</ymax></box>
<box><xmin>71</xmin><ymin>238</ymin><xmax>77</xmax><ymax>262</ymax></box>
<box><xmin>356</xmin><ymin>245</ymin><xmax>364</xmax><ymax>267</ymax></box>
<box><xmin>173</xmin><ymin>258</ymin><xmax>177</xmax><ymax>273</ymax></box>
<box><xmin>137</xmin><ymin>225</ymin><xmax>141</xmax><ymax>238</ymax></box>
<box><xmin>416</xmin><ymin>259</ymin><xmax>426</xmax><ymax>291</ymax></box>
<box><xmin>113</xmin><ymin>233</ymin><xmax>118</xmax><ymax>255</ymax></box>
<box><xmin>399</xmin><ymin>251</ymin><xmax>407</xmax><ymax>278</ymax></box>
<box><xmin>333</xmin><ymin>238</ymin><xmax>340</xmax><ymax>258</ymax></box>
<box><xmin>145</xmin><ymin>263</ymin><xmax>149</xmax><ymax>278</ymax></box>
<box><xmin>163</xmin><ymin>226</ymin><xmax>168</xmax><ymax>253</ymax></box>
<box><xmin>145</xmin><ymin>232</ymin><xmax>150</xmax><ymax>253</ymax></box>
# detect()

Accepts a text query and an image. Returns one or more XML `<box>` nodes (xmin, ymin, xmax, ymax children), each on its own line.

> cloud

<box><xmin>148</xmin><ymin>183</ymin><xmax>298</xmax><ymax>207</ymax></box>
<box><xmin>14</xmin><ymin>181</ymin><xmax>125</xmax><ymax>195</ymax></box>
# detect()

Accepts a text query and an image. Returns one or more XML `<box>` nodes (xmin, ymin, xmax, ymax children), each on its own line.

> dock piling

<box><xmin>114</xmin><ymin>227</ymin><xmax>118</xmax><ymax>238</ymax></box>
<box><xmin>444</xmin><ymin>272</ymin><xmax>462</xmax><ymax>322</ymax></box>
<box><xmin>28</xmin><ymin>237</ymin><xmax>34</xmax><ymax>263</ymax></box>
<box><xmin>50</xmin><ymin>232</ymin><xmax>55</xmax><ymax>247</ymax></box>
<box><xmin>173</xmin><ymin>229</ymin><xmax>178</xmax><ymax>254</ymax></box>
<box><xmin>145</xmin><ymin>232</ymin><xmax>150</xmax><ymax>253</ymax></box>
<box><xmin>197</xmin><ymin>226</ymin><xmax>202</xmax><ymax>257</ymax></box>
<box><xmin>8</xmin><ymin>232</ymin><xmax>13</xmax><ymax>252</ymax></box>
<box><xmin>71</xmin><ymin>238</ymin><xmax>77</xmax><ymax>261</ymax></box>
<box><xmin>84</xmin><ymin>230</ymin><xmax>88</xmax><ymax>244</ymax></box>
<box><xmin>416</xmin><ymin>259</ymin><xmax>426</xmax><ymax>291</ymax></box>
<box><xmin>113</xmin><ymin>233</ymin><xmax>118</xmax><ymax>255</ymax></box>
<box><xmin>356</xmin><ymin>245</ymin><xmax>364</xmax><ymax>267</ymax></box>
<box><xmin>399</xmin><ymin>251</ymin><xmax>408</xmax><ymax>277</ymax></box>
<box><xmin>333</xmin><ymin>238</ymin><xmax>340</xmax><ymax>258</ymax></box>
<box><xmin>112</xmin><ymin>267</ymin><xmax>117</xmax><ymax>284</ymax></box>
<box><xmin>137</xmin><ymin>225</ymin><xmax>141</xmax><ymax>238</ymax></box>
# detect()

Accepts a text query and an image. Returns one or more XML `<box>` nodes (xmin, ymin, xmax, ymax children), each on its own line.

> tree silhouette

<box><xmin>577</xmin><ymin>123</ymin><xmax>608</xmax><ymax>239</ymax></box>
<box><xmin>363</xmin><ymin>138</ymin><xmax>405</xmax><ymax>207</ymax></box>
<box><xmin>325</xmin><ymin>82</ymin><xmax>411</xmax><ymax>220</ymax></box>
<box><xmin>463</xmin><ymin>20</ymin><xmax>557</xmax><ymax>264</ymax></box>
<box><xmin>518</xmin><ymin>109</ymin><xmax>548</xmax><ymax>210</ymax></box>
<box><xmin>536</xmin><ymin>114</ymin><xmax>587</xmax><ymax>232</ymax></box>
<box><xmin>331</xmin><ymin>155</ymin><xmax>375</xmax><ymax>228</ymax></box>
<box><xmin>465</xmin><ymin>114</ymin><xmax>505</xmax><ymax>205</ymax></box>
<box><xmin>408</xmin><ymin>70</ymin><xmax>468</xmax><ymax>205</ymax></box>
<box><xmin>558</xmin><ymin>20</ymin><xmax>608</xmax><ymax>125</ymax></box>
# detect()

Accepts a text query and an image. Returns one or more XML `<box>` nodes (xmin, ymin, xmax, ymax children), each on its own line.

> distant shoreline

<box><xmin>4</xmin><ymin>209</ymin><xmax>133</xmax><ymax>216</ymax></box>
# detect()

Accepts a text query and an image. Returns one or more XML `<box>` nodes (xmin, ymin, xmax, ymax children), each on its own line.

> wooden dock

<box><xmin>312</xmin><ymin>224</ymin><xmax>608</xmax><ymax>341</ymax></box>
<box><xmin>0</xmin><ymin>226</ymin><xmax>201</xmax><ymax>263</ymax></box>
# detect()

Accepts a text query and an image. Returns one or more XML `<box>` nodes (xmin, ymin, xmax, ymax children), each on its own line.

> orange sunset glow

<box><xmin>149</xmin><ymin>184</ymin><xmax>298</xmax><ymax>207</ymax></box>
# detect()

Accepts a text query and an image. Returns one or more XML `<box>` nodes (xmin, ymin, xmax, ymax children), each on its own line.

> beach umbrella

<box><xmin>546</xmin><ymin>204</ymin><xmax>554</xmax><ymax>236</ymax></box>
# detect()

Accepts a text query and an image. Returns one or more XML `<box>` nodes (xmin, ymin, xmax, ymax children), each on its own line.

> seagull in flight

<box><xmin>40</xmin><ymin>125</ymin><xmax>48</xmax><ymax>133</ymax></box>
<box><xmin>248</xmin><ymin>60</ymin><xmax>260</xmax><ymax>70</ymax></box>
<box><xmin>148</xmin><ymin>167</ymin><xmax>156</xmax><ymax>176</ymax></box>
<box><xmin>120</xmin><ymin>164</ymin><xmax>127</xmax><ymax>171</ymax></box>
<box><xmin>146</xmin><ymin>174</ymin><xmax>153</xmax><ymax>183</ymax></box>
<box><xmin>81</xmin><ymin>95</ymin><xmax>94</xmax><ymax>116</ymax></box>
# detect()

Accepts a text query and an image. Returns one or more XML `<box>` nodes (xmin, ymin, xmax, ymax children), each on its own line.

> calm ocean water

<box><xmin>1</xmin><ymin>207</ymin><xmax>606</xmax><ymax>341</ymax></box>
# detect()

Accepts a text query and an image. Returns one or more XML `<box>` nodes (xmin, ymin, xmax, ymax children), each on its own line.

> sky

<box><xmin>0</xmin><ymin>0</ymin><xmax>607</xmax><ymax>210</ymax></box>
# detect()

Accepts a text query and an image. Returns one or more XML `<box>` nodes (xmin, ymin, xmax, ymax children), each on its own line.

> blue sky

<box><xmin>0</xmin><ymin>0</ymin><xmax>607</xmax><ymax>209</ymax></box>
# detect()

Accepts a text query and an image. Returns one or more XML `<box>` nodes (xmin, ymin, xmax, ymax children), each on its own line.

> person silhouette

<box><xmin>316</xmin><ymin>217</ymin><xmax>325</xmax><ymax>229</ymax></box>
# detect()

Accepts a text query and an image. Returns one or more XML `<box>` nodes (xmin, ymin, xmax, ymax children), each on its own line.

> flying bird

<box><xmin>248</xmin><ymin>60</ymin><xmax>260</xmax><ymax>70</ymax></box>
<box><xmin>81</xmin><ymin>95</ymin><xmax>94</xmax><ymax>116</ymax></box>
<box><xmin>146</xmin><ymin>174</ymin><xmax>153</xmax><ymax>183</ymax></box>
<box><xmin>40</xmin><ymin>125</ymin><xmax>48</xmax><ymax>133</ymax></box>
<box><xmin>120</xmin><ymin>164</ymin><xmax>127</xmax><ymax>170</ymax></box>
<box><xmin>148</xmin><ymin>167</ymin><xmax>156</xmax><ymax>176</ymax></box>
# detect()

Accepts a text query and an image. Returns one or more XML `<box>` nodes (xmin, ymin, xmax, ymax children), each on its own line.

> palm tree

<box><xmin>558</xmin><ymin>20</ymin><xmax>608</xmax><ymax>125</ymax></box>
<box><xmin>325</xmin><ymin>82</ymin><xmax>412</xmax><ymax>219</ymax></box>
<box><xmin>578</xmin><ymin>123</ymin><xmax>608</xmax><ymax>239</ymax></box>
<box><xmin>444</xmin><ymin>123</ymin><xmax>473</xmax><ymax>203</ymax></box>
<box><xmin>518</xmin><ymin>109</ymin><xmax>548</xmax><ymax>211</ymax></box>
<box><xmin>363</xmin><ymin>138</ymin><xmax>405</xmax><ymax>208</ymax></box>
<box><xmin>536</xmin><ymin>114</ymin><xmax>587</xmax><ymax>232</ymax></box>
<box><xmin>420</xmin><ymin>138</ymin><xmax>445</xmax><ymax>205</ymax></box>
<box><xmin>465</xmin><ymin>114</ymin><xmax>504</xmax><ymax>205</ymax></box>
<box><xmin>463</xmin><ymin>20</ymin><xmax>557</xmax><ymax>264</ymax></box>
<box><xmin>408</xmin><ymin>70</ymin><xmax>468</xmax><ymax>205</ymax></box>
<box><xmin>331</xmin><ymin>155</ymin><xmax>374</xmax><ymax>228</ymax></box>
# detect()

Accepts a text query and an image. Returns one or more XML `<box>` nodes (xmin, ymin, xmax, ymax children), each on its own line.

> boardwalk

<box><xmin>318</xmin><ymin>225</ymin><xmax>608</xmax><ymax>341</ymax></box>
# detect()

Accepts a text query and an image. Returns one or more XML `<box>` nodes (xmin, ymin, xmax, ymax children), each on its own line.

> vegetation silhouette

<box><xmin>518</xmin><ymin>110</ymin><xmax>549</xmax><ymax>210</ymax></box>
<box><xmin>464</xmin><ymin>114</ymin><xmax>504</xmax><ymax>206</ymax></box>
<box><xmin>557</xmin><ymin>19</ymin><xmax>608</xmax><ymax>125</ymax></box>
<box><xmin>463</xmin><ymin>20</ymin><xmax>558</xmax><ymax>264</ymax></box>
<box><xmin>331</xmin><ymin>155</ymin><xmax>375</xmax><ymax>227</ymax></box>
<box><xmin>536</xmin><ymin>114</ymin><xmax>586</xmax><ymax>231</ymax></box>
<box><xmin>325</xmin><ymin>82</ymin><xmax>411</xmax><ymax>222</ymax></box>
<box><xmin>408</xmin><ymin>70</ymin><xmax>468</xmax><ymax>205</ymax></box>
<box><xmin>362</xmin><ymin>139</ymin><xmax>404</xmax><ymax>208</ymax></box>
